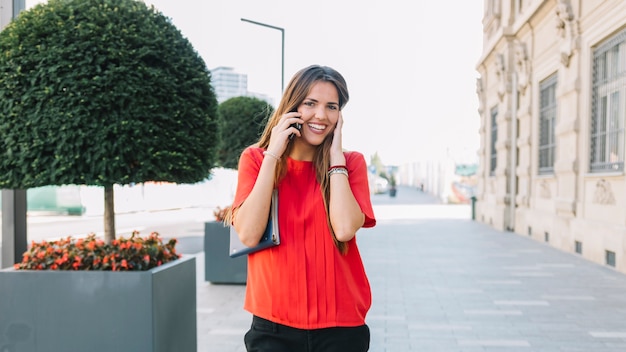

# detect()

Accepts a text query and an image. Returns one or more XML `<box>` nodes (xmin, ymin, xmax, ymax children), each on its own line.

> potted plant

<box><xmin>0</xmin><ymin>232</ymin><xmax>196</xmax><ymax>352</ymax></box>
<box><xmin>204</xmin><ymin>205</ymin><xmax>248</xmax><ymax>284</ymax></box>
<box><xmin>0</xmin><ymin>0</ymin><xmax>219</xmax><ymax>351</ymax></box>
<box><xmin>389</xmin><ymin>174</ymin><xmax>398</xmax><ymax>197</ymax></box>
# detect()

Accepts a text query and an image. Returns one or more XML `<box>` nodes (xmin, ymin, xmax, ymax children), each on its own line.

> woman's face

<box><xmin>293</xmin><ymin>81</ymin><xmax>339</xmax><ymax>148</ymax></box>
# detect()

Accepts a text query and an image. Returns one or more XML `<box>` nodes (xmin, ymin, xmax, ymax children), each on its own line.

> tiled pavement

<box><xmin>194</xmin><ymin>187</ymin><xmax>626</xmax><ymax>351</ymax></box>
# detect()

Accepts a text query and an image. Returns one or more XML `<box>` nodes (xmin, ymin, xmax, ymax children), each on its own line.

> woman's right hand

<box><xmin>267</xmin><ymin>111</ymin><xmax>303</xmax><ymax>157</ymax></box>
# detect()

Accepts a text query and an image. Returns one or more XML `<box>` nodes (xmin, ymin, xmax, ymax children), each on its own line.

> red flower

<box><xmin>15</xmin><ymin>232</ymin><xmax>179</xmax><ymax>271</ymax></box>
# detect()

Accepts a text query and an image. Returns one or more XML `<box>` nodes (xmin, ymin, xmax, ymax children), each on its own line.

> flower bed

<box><xmin>14</xmin><ymin>231</ymin><xmax>180</xmax><ymax>271</ymax></box>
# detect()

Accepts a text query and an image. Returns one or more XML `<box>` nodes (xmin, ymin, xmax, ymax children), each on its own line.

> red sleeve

<box><xmin>231</xmin><ymin>147</ymin><xmax>264</xmax><ymax>221</ymax></box>
<box><xmin>345</xmin><ymin>151</ymin><xmax>376</xmax><ymax>228</ymax></box>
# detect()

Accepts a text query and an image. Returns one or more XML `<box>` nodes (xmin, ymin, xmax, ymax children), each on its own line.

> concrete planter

<box><xmin>0</xmin><ymin>255</ymin><xmax>196</xmax><ymax>352</ymax></box>
<box><xmin>204</xmin><ymin>221</ymin><xmax>247</xmax><ymax>284</ymax></box>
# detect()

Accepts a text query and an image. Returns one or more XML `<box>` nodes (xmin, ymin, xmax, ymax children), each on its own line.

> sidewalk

<box><xmin>194</xmin><ymin>187</ymin><xmax>626</xmax><ymax>351</ymax></box>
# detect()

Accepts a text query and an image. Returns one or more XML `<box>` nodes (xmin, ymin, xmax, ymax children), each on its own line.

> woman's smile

<box><xmin>307</xmin><ymin>122</ymin><xmax>327</xmax><ymax>134</ymax></box>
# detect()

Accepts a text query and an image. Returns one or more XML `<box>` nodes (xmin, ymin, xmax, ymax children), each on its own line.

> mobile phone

<box><xmin>289</xmin><ymin>122</ymin><xmax>302</xmax><ymax>140</ymax></box>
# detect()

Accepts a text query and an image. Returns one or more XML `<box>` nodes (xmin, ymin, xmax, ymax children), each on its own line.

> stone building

<box><xmin>475</xmin><ymin>0</ymin><xmax>626</xmax><ymax>273</ymax></box>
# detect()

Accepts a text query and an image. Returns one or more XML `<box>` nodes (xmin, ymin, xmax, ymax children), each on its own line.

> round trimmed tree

<box><xmin>217</xmin><ymin>96</ymin><xmax>273</xmax><ymax>169</ymax></box>
<box><xmin>0</xmin><ymin>0</ymin><xmax>219</xmax><ymax>243</ymax></box>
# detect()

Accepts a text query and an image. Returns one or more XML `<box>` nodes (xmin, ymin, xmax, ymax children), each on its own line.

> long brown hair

<box><xmin>257</xmin><ymin>65</ymin><xmax>350</xmax><ymax>254</ymax></box>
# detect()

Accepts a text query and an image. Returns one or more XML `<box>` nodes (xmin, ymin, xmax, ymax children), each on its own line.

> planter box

<box><xmin>204</xmin><ymin>221</ymin><xmax>247</xmax><ymax>284</ymax></box>
<box><xmin>0</xmin><ymin>255</ymin><xmax>196</xmax><ymax>352</ymax></box>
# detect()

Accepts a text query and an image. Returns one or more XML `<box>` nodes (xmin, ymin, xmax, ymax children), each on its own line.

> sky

<box><xmin>141</xmin><ymin>0</ymin><xmax>485</xmax><ymax>166</ymax></box>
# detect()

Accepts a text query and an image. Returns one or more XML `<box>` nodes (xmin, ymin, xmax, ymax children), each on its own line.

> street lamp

<box><xmin>240</xmin><ymin>18</ymin><xmax>285</xmax><ymax>93</ymax></box>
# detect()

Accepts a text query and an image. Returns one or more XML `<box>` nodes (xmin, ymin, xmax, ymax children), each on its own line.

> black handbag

<box><xmin>228</xmin><ymin>190</ymin><xmax>280</xmax><ymax>258</ymax></box>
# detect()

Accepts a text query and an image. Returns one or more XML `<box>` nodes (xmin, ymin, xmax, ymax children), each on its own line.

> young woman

<box><xmin>230</xmin><ymin>65</ymin><xmax>376</xmax><ymax>352</ymax></box>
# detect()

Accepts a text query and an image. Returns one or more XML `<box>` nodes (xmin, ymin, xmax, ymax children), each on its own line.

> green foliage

<box><xmin>14</xmin><ymin>231</ymin><xmax>180</xmax><ymax>271</ymax></box>
<box><xmin>0</xmin><ymin>0</ymin><xmax>219</xmax><ymax>188</ymax></box>
<box><xmin>217</xmin><ymin>96</ymin><xmax>273</xmax><ymax>169</ymax></box>
<box><xmin>388</xmin><ymin>173</ymin><xmax>396</xmax><ymax>187</ymax></box>
<box><xmin>370</xmin><ymin>152</ymin><xmax>386</xmax><ymax>178</ymax></box>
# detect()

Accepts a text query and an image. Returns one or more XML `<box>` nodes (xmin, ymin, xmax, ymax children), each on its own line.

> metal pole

<box><xmin>2</xmin><ymin>190</ymin><xmax>27</xmax><ymax>268</ymax></box>
<box><xmin>241</xmin><ymin>18</ymin><xmax>285</xmax><ymax>93</ymax></box>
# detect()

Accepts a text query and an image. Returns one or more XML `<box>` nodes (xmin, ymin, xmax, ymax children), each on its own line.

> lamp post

<box><xmin>241</xmin><ymin>18</ymin><xmax>285</xmax><ymax>93</ymax></box>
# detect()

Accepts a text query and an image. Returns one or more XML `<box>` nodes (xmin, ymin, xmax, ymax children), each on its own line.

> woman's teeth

<box><xmin>308</xmin><ymin>123</ymin><xmax>326</xmax><ymax>131</ymax></box>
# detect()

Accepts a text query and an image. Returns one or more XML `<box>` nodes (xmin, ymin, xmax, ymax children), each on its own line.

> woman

<box><xmin>230</xmin><ymin>65</ymin><xmax>376</xmax><ymax>352</ymax></box>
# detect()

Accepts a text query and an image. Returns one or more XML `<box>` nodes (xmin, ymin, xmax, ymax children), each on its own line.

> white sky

<box><xmin>141</xmin><ymin>1</ymin><xmax>484</xmax><ymax>166</ymax></box>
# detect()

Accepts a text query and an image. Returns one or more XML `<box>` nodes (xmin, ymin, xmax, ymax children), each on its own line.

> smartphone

<box><xmin>289</xmin><ymin>122</ymin><xmax>302</xmax><ymax>140</ymax></box>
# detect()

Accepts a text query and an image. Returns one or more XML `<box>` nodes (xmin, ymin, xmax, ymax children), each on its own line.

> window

<box><xmin>490</xmin><ymin>106</ymin><xmax>498</xmax><ymax>176</ymax></box>
<box><xmin>539</xmin><ymin>74</ymin><xmax>557</xmax><ymax>174</ymax></box>
<box><xmin>575</xmin><ymin>241</ymin><xmax>582</xmax><ymax>254</ymax></box>
<box><xmin>591</xmin><ymin>29</ymin><xmax>626</xmax><ymax>172</ymax></box>
<box><xmin>606</xmin><ymin>250</ymin><xmax>616</xmax><ymax>267</ymax></box>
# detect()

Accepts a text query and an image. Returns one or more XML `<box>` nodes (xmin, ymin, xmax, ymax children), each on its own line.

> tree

<box><xmin>370</xmin><ymin>152</ymin><xmax>387</xmax><ymax>178</ymax></box>
<box><xmin>217</xmin><ymin>96</ymin><xmax>273</xmax><ymax>169</ymax></box>
<box><xmin>0</xmin><ymin>0</ymin><xmax>219</xmax><ymax>243</ymax></box>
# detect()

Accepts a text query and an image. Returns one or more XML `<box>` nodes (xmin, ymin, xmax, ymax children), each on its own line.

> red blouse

<box><xmin>232</xmin><ymin>147</ymin><xmax>376</xmax><ymax>329</ymax></box>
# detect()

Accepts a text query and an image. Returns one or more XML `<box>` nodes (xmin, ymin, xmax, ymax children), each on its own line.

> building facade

<box><xmin>210</xmin><ymin>66</ymin><xmax>273</xmax><ymax>105</ymax></box>
<box><xmin>210</xmin><ymin>66</ymin><xmax>249</xmax><ymax>103</ymax></box>
<box><xmin>475</xmin><ymin>0</ymin><xmax>626</xmax><ymax>274</ymax></box>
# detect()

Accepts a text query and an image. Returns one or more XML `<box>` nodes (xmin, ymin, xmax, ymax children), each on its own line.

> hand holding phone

<box><xmin>289</xmin><ymin>122</ymin><xmax>302</xmax><ymax>140</ymax></box>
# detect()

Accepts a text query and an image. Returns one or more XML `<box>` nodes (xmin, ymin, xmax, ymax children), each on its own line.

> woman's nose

<box><xmin>314</xmin><ymin>107</ymin><xmax>327</xmax><ymax>120</ymax></box>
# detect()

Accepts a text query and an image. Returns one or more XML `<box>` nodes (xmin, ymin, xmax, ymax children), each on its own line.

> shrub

<box><xmin>217</xmin><ymin>96</ymin><xmax>273</xmax><ymax>169</ymax></box>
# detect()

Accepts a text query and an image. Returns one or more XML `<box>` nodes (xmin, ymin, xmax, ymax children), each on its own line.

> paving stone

<box><xmin>195</xmin><ymin>187</ymin><xmax>626</xmax><ymax>351</ymax></box>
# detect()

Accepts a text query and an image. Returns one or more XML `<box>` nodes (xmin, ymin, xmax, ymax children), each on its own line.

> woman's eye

<box><xmin>328</xmin><ymin>105</ymin><xmax>338</xmax><ymax>111</ymax></box>
<box><xmin>304</xmin><ymin>101</ymin><xmax>314</xmax><ymax>107</ymax></box>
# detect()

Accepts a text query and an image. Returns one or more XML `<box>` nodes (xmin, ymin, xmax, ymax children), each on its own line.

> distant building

<box><xmin>210</xmin><ymin>66</ymin><xmax>273</xmax><ymax>105</ymax></box>
<box><xmin>210</xmin><ymin>67</ymin><xmax>248</xmax><ymax>103</ymax></box>
<box><xmin>475</xmin><ymin>1</ymin><xmax>626</xmax><ymax>273</ymax></box>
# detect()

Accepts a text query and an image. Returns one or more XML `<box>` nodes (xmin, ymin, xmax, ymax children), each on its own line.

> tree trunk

<box><xmin>104</xmin><ymin>185</ymin><xmax>116</xmax><ymax>244</ymax></box>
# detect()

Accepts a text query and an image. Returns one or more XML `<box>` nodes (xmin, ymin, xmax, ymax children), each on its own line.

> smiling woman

<box><xmin>226</xmin><ymin>65</ymin><xmax>376</xmax><ymax>352</ymax></box>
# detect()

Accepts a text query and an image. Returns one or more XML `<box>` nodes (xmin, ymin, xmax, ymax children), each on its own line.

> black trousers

<box><xmin>244</xmin><ymin>315</ymin><xmax>370</xmax><ymax>352</ymax></box>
